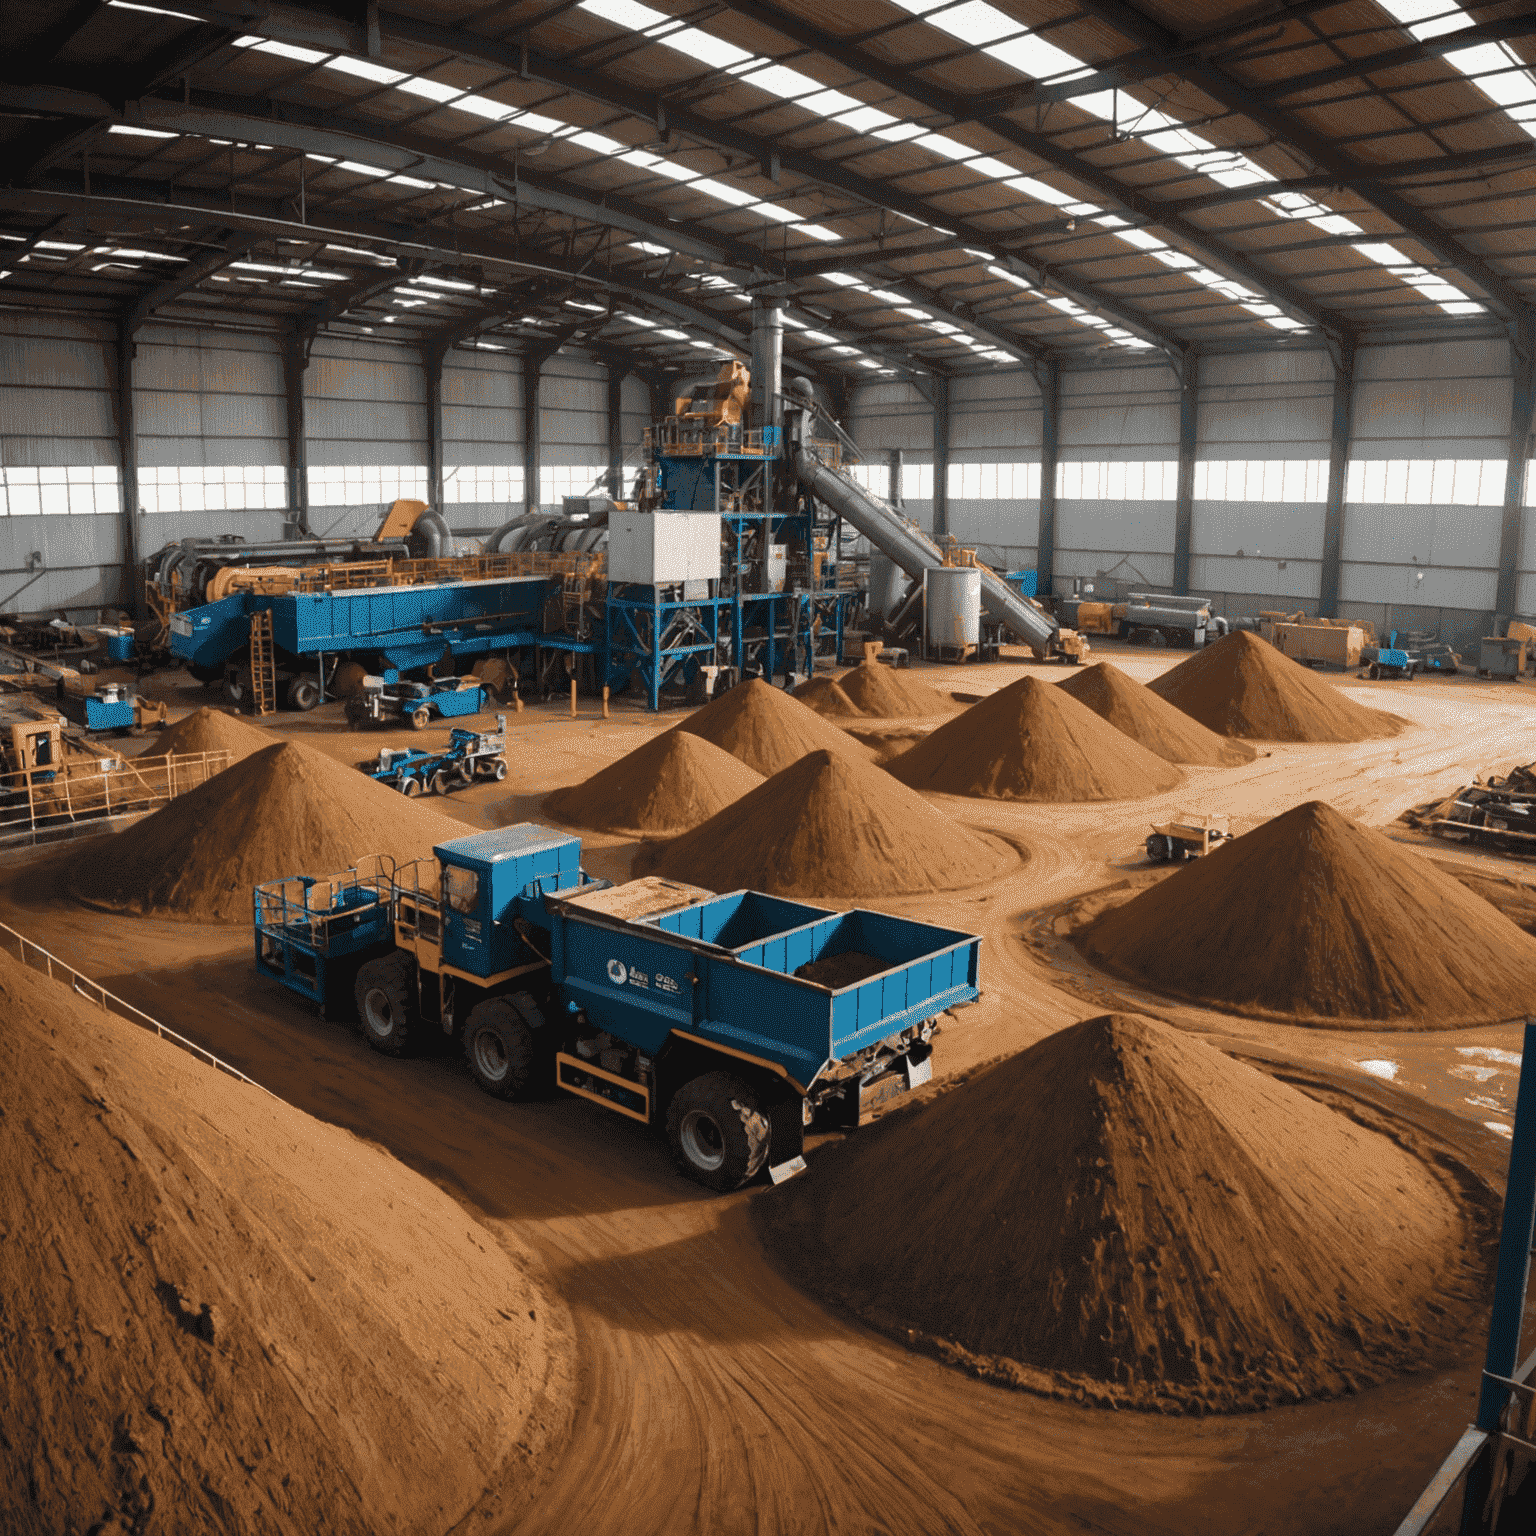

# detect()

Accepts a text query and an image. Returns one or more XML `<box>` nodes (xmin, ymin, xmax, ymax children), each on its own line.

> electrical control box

<box><xmin>609</xmin><ymin>512</ymin><xmax>721</xmax><ymax>586</ymax></box>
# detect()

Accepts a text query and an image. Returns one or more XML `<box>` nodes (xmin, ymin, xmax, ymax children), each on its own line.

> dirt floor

<box><xmin>10</xmin><ymin>642</ymin><xmax>1536</xmax><ymax>1535</ymax></box>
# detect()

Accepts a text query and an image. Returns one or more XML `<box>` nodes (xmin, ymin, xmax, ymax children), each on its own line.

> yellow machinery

<box><xmin>1258</xmin><ymin>612</ymin><xmax>1373</xmax><ymax>669</ymax></box>
<box><xmin>673</xmin><ymin>360</ymin><xmax>750</xmax><ymax>427</ymax></box>
<box><xmin>1146</xmin><ymin>811</ymin><xmax>1231</xmax><ymax>863</ymax></box>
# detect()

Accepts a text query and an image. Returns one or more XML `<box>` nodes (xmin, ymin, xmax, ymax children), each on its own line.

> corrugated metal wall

<box><xmin>0</xmin><ymin>315</ymin><xmax>123</xmax><ymax>613</ymax></box>
<box><xmin>847</xmin><ymin>380</ymin><xmax>934</xmax><ymax>529</ymax></box>
<box><xmin>443</xmin><ymin>346</ymin><xmax>522</xmax><ymax>535</ymax></box>
<box><xmin>1055</xmin><ymin>360</ymin><xmax>1180</xmax><ymax>591</ymax></box>
<box><xmin>949</xmin><ymin>370</ymin><xmax>1041</xmax><ymax>569</ymax></box>
<box><xmin>1345</xmin><ymin>339</ymin><xmax>1510</xmax><ymax>630</ymax></box>
<box><xmin>1192</xmin><ymin>350</ymin><xmax>1332</xmax><ymax>615</ymax></box>
<box><xmin>305</xmin><ymin>334</ymin><xmax>427</xmax><ymax>540</ymax></box>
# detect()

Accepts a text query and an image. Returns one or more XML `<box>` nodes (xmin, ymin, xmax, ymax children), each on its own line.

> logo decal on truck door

<box><xmin>606</xmin><ymin>959</ymin><xmax>628</xmax><ymax>985</ymax></box>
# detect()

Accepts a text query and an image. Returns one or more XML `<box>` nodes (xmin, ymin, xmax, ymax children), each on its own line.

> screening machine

<box><xmin>255</xmin><ymin>824</ymin><xmax>980</xmax><ymax>1190</ymax></box>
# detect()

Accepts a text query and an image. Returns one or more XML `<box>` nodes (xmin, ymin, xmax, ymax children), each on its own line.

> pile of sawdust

<box><xmin>0</xmin><ymin>948</ymin><xmax>564</xmax><ymax>1535</ymax></box>
<box><xmin>70</xmin><ymin>740</ymin><xmax>458</xmax><ymax>923</ymax></box>
<box><xmin>544</xmin><ymin>729</ymin><xmax>764</xmax><ymax>836</ymax></box>
<box><xmin>1148</xmin><ymin>630</ymin><xmax>1402</xmax><ymax>741</ymax></box>
<box><xmin>1058</xmin><ymin>663</ymin><xmax>1255</xmax><ymax>767</ymax></box>
<box><xmin>153</xmin><ymin>705</ymin><xmax>277</xmax><ymax>763</ymax></box>
<box><xmin>792</xmin><ymin>675</ymin><xmax>863</xmax><ymax>717</ymax></box>
<box><xmin>837</xmin><ymin>661</ymin><xmax>960</xmax><ymax>718</ymax></box>
<box><xmin>1079</xmin><ymin>800</ymin><xmax>1536</xmax><ymax>1024</ymax></box>
<box><xmin>634</xmin><ymin>747</ymin><xmax>1014</xmax><ymax>896</ymax></box>
<box><xmin>756</xmin><ymin>1011</ymin><xmax>1485</xmax><ymax>1413</ymax></box>
<box><xmin>888</xmin><ymin>676</ymin><xmax>1182</xmax><ymax>801</ymax></box>
<box><xmin>678</xmin><ymin>677</ymin><xmax>871</xmax><ymax>777</ymax></box>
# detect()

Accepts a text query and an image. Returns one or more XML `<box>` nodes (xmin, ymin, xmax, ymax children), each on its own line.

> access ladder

<box><xmin>248</xmin><ymin>609</ymin><xmax>277</xmax><ymax>716</ymax></box>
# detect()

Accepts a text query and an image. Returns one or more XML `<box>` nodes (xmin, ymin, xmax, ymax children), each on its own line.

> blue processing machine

<box><xmin>254</xmin><ymin>823</ymin><xmax>981</xmax><ymax>1190</ymax></box>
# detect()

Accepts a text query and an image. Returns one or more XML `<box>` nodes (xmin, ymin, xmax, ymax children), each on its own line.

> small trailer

<box><xmin>1146</xmin><ymin>811</ymin><xmax>1232</xmax><ymax>863</ymax></box>
<box><xmin>346</xmin><ymin>671</ymin><xmax>487</xmax><ymax>729</ymax></box>
<box><xmin>360</xmin><ymin>720</ymin><xmax>508</xmax><ymax>797</ymax></box>
<box><xmin>255</xmin><ymin>824</ymin><xmax>981</xmax><ymax>1189</ymax></box>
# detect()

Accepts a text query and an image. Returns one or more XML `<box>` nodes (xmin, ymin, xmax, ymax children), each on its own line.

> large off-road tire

<box><xmin>666</xmin><ymin>1072</ymin><xmax>770</xmax><ymax>1191</ymax></box>
<box><xmin>223</xmin><ymin>670</ymin><xmax>248</xmax><ymax>707</ymax></box>
<box><xmin>353</xmin><ymin>952</ymin><xmax>419</xmax><ymax>1056</ymax></box>
<box><xmin>400</xmin><ymin>776</ymin><xmax>422</xmax><ymax>797</ymax></box>
<box><xmin>463</xmin><ymin>994</ymin><xmax>544</xmax><ymax>1100</ymax></box>
<box><xmin>410</xmin><ymin>705</ymin><xmax>432</xmax><ymax>730</ymax></box>
<box><xmin>430</xmin><ymin>769</ymin><xmax>452</xmax><ymax>796</ymax></box>
<box><xmin>287</xmin><ymin>677</ymin><xmax>321</xmax><ymax>711</ymax></box>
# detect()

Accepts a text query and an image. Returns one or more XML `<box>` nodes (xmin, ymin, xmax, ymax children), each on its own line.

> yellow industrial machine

<box><xmin>1146</xmin><ymin>811</ymin><xmax>1232</xmax><ymax>862</ymax></box>
<box><xmin>674</xmin><ymin>360</ymin><xmax>750</xmax><ymax>427</ymax></box>
<box><xmin>1258</xmin><ymin>612</ymin><xmax>1373</xmax><ymax>669</ymax></box>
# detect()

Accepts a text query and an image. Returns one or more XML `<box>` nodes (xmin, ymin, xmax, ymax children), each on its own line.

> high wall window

<box><xmin>1526</xmin><ymin>461</ymin><xmax>1536</xmax><ymax>506</ymax></box>
<box><xmin>539</xmin><ymin>464</ymin><xmax>608</xmax><ymax>503</ymax></box>
<box><xmin>845</xmin><ymin>463</ymin><xmax>887</xmax><ymax>497</ymax></box>
<box><xmin>0</xmin><ymin>466</ymin><xmax>120</xmax><ymax>515</ymax></box>
<box><xmin>1057</xmin><ymin>460</ymin><xmax>1180</xmax><ymax>500</ymax></box>
<box><xmin>139</xmin><ymin>464</ymin><xmax>287</xmax><ymax>513</ymax></box>
<box><xmin>947</xmin><ymin>462</ymin><xmax>1044</xmax><ymax>499</ymax></box>
<box><xmin>1344</xmin><ymin>458</ymin><xmax>1506</xmax><ymax>507</ymax></box>
<box><xmin>1194</xmin><ymin>459</ymin><xmax>1329</xmax><ymax>503</ymax></box>
<box><xmin>308</xmin><ymin>465</ymin><xmax>428</xmax><ymax>507</ymax></box>
<box><xmin>443</xmin><ymin>465</ymin><xmax>525</xmax><ymax>503</ymax></box>
<box><xmin>901</xmin><ymin>462</ymin><xmax>934</xmax><ymax>501</ymax></box>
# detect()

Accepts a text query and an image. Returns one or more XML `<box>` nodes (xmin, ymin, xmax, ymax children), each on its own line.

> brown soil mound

<box><xmin>1080</xmin><ymin>800</ymin><xmax>1536</xmax><ymax>1024</ymax></box>
<box><xmin>678</xmin><ymin>677</ymin><xmax>871</xmax><ymax>777</ymax></box>
<box><xmin>756</xmin><ymin>1012</ymin><xmax>1483</xmax><ymax>1413</ymax></box>
<box><xmin>0</xmin><ymin>948</ymin><xmax>564</xmax><ymax>1535</ymax></box>
<box><xmin>70</xmin><ymin>740</ymin><xmax>458</xmax><ymax>923</ymax></box>
<box><xmin>1058</xmin><ymin>662</ymin><xmax>1256</xmax><ymax>767</ymax></box>
<box><xmin>792</xmin><ymin>675</ymin><xmax>863</xmax><ymax>717</ymax></box>
<box><xmin>153</xmin><ymin>705</ymin><xmax>277</xmax><ymax>763</ymax></box>
<box><xmin>888</xmin><ymin>676</ymin><xmax>1182</xmax><ymax>801</ymax></box>
<box><xmin>837</xmin><ymin>661</ymin><xmax>959</xmax><ymax>718</ymax></box>
<box><xmin>634</xmin><ymin>747</ymin><xmax>1014</xmax><ymax>896</ymax></box>
<box><xmin>1148</xmin><ymin>630</ymin><xmax>1401</xmax><ymax>741</ymax></box>
<box><xmin>544</xmin><ymin>729</ymin><xmax>764</xmax><ymax>837</ymax></box>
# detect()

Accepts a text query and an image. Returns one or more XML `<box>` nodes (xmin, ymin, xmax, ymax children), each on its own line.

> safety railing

<box><xmin>253</xmin><ymin>854</ymin><xmax>398</xmax><ymax>953</ymax></box>
<box><xmin>0</xmin><ymin>748</ymin><xmax>231</xmax><ymax>842</ymax></box>
<box><xmin>0</xmin><ymin>919</ymin><xmax>277</xmax><ymax>1098</ymax></box>
<box><xmin>645</xmin><ymin>421</ymin><xmax>773</xmax><ymax>458</ymax></box>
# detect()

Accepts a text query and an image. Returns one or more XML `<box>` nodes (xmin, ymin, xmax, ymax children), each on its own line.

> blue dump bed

<box><xmin>547</xmin><ymin>885</ymin><xmax>980</xmax><ymax>1090</ymax></box>
<box><xmin>171</xmin><ymin>575</ymin><xmax>552</xmax><ymax>672</ymax></box>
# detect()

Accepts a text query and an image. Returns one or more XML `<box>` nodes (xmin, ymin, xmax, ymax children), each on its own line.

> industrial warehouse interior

<box><xmin>4</xmin><ymin>0</ymin><xmax>1536</xmax><ymax>1531</ymax></box>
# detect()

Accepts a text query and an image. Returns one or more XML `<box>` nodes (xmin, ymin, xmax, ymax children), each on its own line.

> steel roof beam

<box><xmin>166</xmin><ymin>4</ymin><xmax>1164</xmax><ymax>351</ymax></box>
<box><xmin>1068</xmin><ymin>0</ymin><xmax>1532</xmax><ymax>320</ymax></box>
<box><xmin>123</xmin><ymin>226</ymin><xmax>258</xmax><ymax>331</ymax></box>
<box><xmin>710</xmin><ymin>0</ymin><xmax>1344</xmax><ymax>341</ymax></box>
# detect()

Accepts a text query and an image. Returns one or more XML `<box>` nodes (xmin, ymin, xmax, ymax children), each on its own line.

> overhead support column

<box><xmin>523</xmin><ymin>344</ymin><xmax>554</xmax><ymax>516</ymax></box>
<box><xmin>931</xmin><ymin>375</ymin><xmax>951</xmax><ymax>542</ymax></box>
<box><xmin>1171</xmin><ymin>349</ymin><xmax>1199</xmax><ymax>597</ymax></box>
<box><xmin>1319</xmin><ymin>338</ymin><xmax>1356</xmax><ymax>619</ymax></box>
<box><xmin>749</xmin><ymin>297</ymin><xmax>784</xmax><ymax>438</ymax></box>
<box><xmin>1496</xmin><ymin>317</ymin><xmax>1536</xmax><ymax>622</ymax></box>
<box><xmin>1034</xmin><ymin>359</ymin><xmax>1060</xmax><ymax>596</ymax></box>
<box><xmin>282</xmin><ymin>329</ymin><xmax>311</xmax><ymax>539</ymax></box>
<box><xmin>889</xmin><ymin>448</ymin><xmax>904</xmax><ymax>510</ymax></box>
<box><xmin>423</xmin><ymin>340</ymin><xmax>447</xmax><ymax>514</ymax></box>
<box><xmin>115</xmin><ymin>319</ymin><xmax>141</xmax><ymax>615</ymax></box>
<box><xmin>606</xmin><ymin>363</ymin><xmax>625</xmax><ymax>498</ymax></box>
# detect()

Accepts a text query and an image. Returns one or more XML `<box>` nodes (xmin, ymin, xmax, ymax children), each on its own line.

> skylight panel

<box><xmin>107</xmin><ymin>124</ymin><xmax>177</xmax><ymax>139</ymax></box>
<box><xmin>630</xmin><ymin>241</ymin><xmax>671</xmax><ymax>255</ymax></box>
<box><xmin>396</xmin><ymin>77</ymin><xmax>463</xmax><ymax>104</ymax></box>
<box><xmin>658</xmin><ymin>328</ymin><xmax>690</xmax><ymax>339</ymax></box>
<box><xmin>328</xmin><ymin>56</ymin><xmax>406</xmax><ymax>85</ymax></box>
<box><xmin>619</xmin><ymin>313</ymin><xmax>658</xmax><ymax>326</ymax></box>
<box><xmin>1380</xmin><ymin>2</ymin><xmax>1536</xmax><ymax>136</ymax></box>
<box><xmin>580</xmin><ymin>0</ymin><xmax>672</xmax><ymax>30</ymax></box>
<box><xmin>235</xmin><ymin>37</ymin><xmax>328</xmax><ymax>65</ymax></box>
<box><xmin>796</xmin><ymin>224</ymin><xmax>842</xmax><ymax>242</ymax></box>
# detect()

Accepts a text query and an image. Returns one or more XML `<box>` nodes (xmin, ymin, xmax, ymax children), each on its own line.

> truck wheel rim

<box><xmin>680</xmin><ymin>1110</ymin><xmax>726</xmax><ymax>1171</ymax></box>
<box><xmin>473</xmin><ymin>1029</ymin><xmax>508</xmax><ymax>1082</ymax></box>
<box><xmin>362</xmin><ymin>988</ymin><xmax>394</xmax><ymax>1039</ymax></box>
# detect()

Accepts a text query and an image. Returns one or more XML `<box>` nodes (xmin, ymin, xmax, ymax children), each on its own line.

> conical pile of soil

<box><xmin>70</xmin><ymin>740</ymin><xmax>458</xmax><ymax>923</ymax></box>
<box><xmin>1148</xmin><ymin>630</ymin><xmax>1401</xmax><ymax>741</ymax></box>
<box><xmin>1058</xmin><ymin>662</ymin><xmax>1256</xmax><ymax>767</ymax></box>
<box><xmin>544</xmin><ymin>729</ymin><xmax>764</xmax><ymax>837</ymax></box>
<box><xmin>153</xmin><ymin>705</ymin><xmax>277</xmax><ymax>762</ymax></box>
<box><xmin>0</xmin><ymin>948</ymin><xmax>565</xmax><ymax>1535</ymax></box>
<box><xmin>888</xmin><ymin>676</ymin><xmax>1182</xmax><ymax>801</ymax></box>
<box><xmin>756</xmin><ymin>1012</ymin><xmax>1484</xmax><ymax>1413</ymax></box>
<box><xmin>838</xmin><ymin>661</ymin><xmax>960</xmax><ymax>718</ymax></box>
<box><xmin>1080</xmin><ymin>800</ymin><xmax>1536</xmax><ymax>1024</ymax></box>
<box><xmin>634</xmin><ymin>747</ymin><xmax>1014</xmax><ymax>896</ymax></box>
<box><xmin>792</xmin><ymin>674</ymin><xmax>863</xmax><ymax>717</ymax></box>
<box><xmin>678</xmin><ymin>677</ymin><xmax>871</xmax><ymax>777</ymax></box>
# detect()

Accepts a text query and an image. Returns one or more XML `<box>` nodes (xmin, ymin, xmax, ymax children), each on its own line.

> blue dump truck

<box><xmin>254</xmin><ymin>825</ymin><xmax>980</xmax><ymax>1189</ymax></box>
